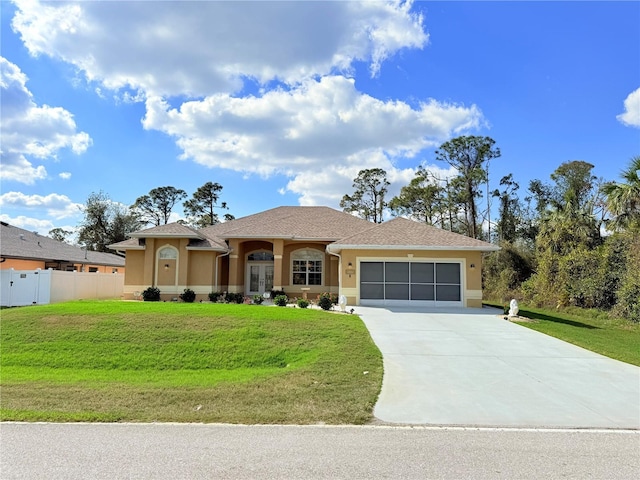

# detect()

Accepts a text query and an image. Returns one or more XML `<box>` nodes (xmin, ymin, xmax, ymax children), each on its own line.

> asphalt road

<box><xmin>1</xmin><ymin>423</ymin><xmax>638</xmax><ymax>479</ymax></box>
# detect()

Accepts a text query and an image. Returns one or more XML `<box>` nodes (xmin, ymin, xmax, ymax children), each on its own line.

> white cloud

<box><xmin>0</xmin><ymin>191</ymin><xmax>82</xmax><ymax>219</ymax></box>
<box><xmin>284</xmin><ymin>157</ymin><xmax>459</xmax><ymax>210</ymax></box>
<box><xmin>0</xmin><ymin>213</ymin><xmax>79</xmax><ymax>238</ymax></box>
<box><xmin>143</xmin><ymin>76</ymin><xmax>482</xmax><ymax>206</ymax></box>
<box><xmin>59</xmin><ymin>172</ymin><xmax>72</xmax><ymax>180</ymax></box>
<box><xmin>0</xmin><ymin>214</ymin><xmax>55</xmax><ymax>236</ymax></box>
<box><xmin>8</xmin><ymin>0</ymin><xmax>483</xmax><ymax>208</ymax></box>
<box><xmin>617</xmin><ymin>88</ymin><xmax>640</xmax><ymax>128</ymax></box>
<box><xmin>143</xmin><ymin>76</ymin><xmax>482</xmax><ymax>174</ymax></box>
<box><xmin>12</xmin><ymin>0</ymin><xmax>427</xmax><ymax>98</ymax></box>
<box><xmin>0</xmin><ymin>56</ymin><xmax>91</xmax><ymax>184</ymax></box>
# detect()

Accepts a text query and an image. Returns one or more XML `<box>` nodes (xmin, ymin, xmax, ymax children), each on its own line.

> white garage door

<box><xmin>359</xmin><ymin>261</ymin><xmax>462</xmax><ymax>307</ymax></box>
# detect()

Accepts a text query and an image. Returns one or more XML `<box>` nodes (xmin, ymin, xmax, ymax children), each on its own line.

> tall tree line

<box><xmin>482</xmin><ymin>157</ymin><xmax>639</xmax><ymax>322</ymax></box>
<box><xmin>71</xmin><ymin>181</ymin><xmax>233</xmax><ymax>253</ymax></box>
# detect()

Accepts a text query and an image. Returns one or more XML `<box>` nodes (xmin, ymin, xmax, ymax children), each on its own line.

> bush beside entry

<box><xmin>142</xmin><ymin>287</ymin><xmax>161</xmax><ymax>302</ymax></box>
<box><xmin>209</xmin><ymin>292</ymin><xmax>223</xmax><ymax>302</ymax></box>
<box><xmin>274</xmin><ymin>295</ymin><xmax>288</xmax><ymax>307</ymax></box>
<box><xmin>180</xmin><ymin>288</ymin><xmax>196</xmax><ymax>303</ymax></box>
<box><xmin>318</xmin><ymin>293</ymin><xmax>333</xmax><ymax>311</ymax></box>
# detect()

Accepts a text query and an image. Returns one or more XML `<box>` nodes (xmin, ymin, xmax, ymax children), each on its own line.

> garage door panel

<box><xmin>411</xmin><ymin>284</ymin><xmax>435</xmax><ymax>301</ymax></box>
<box><xmin>436</xmin><ymin>263</ymin><xmax>460</xmax><ymax>283</ymax></box>
<box><xmin>385</xmin><ymin>263</ymin><xmax>409</xmax><ymax>282</ymax></box>
<box><xmin>436</xmin><ymin>285</ymin><xmax>461</xmax><ymax>302</ymax></box>
<box><xmin>361</xmin><ymin>262</ymin><xmax>384</xmax><ymax>281</ymax></box>
<box><xmin>385</xmin><ymin>284</ymin><xmax>409</xmax><ymax>300</ymax></box>
<box><xmin>411</xmin><ymin>263</ymin><xmax>434</xmax><ymax>283</ymax></box>
<box><xmin>361</xmin><ymin>283</ymin><xmax>384</xmax><ymax>299</ymax></box>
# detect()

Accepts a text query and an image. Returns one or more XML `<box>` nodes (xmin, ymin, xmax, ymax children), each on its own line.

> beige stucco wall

<box><xmin>337</xmin><ymin>248</ymin><xmax>484</xmax><ymax>307</ymax></box>
<box><xmin>124</xmin><ymin>250</ymin><xmax>145</xmax><ymax>286</ymax></box>
<box><xmin>187</xmin><ymin>250</ymin><xmax>216</xmax><ymax>287</ymax></box>
<box><xmin>120</xmin><ymin>236</ymin><xmax>485</xmax><ymax>305</ymax></box>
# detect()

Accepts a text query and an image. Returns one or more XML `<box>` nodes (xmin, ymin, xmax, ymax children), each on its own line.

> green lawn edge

<box><xmin>484</xmin><ymin>301</ymin><xmax>640</xmax><ymax>366</ymax></box>
<box><xmin>0</xmin><ymin>301</ymin><xmax>384</xmax><ymax>424</ymax></box>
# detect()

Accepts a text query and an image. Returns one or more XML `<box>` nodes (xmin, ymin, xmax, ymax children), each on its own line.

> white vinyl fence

<box><xmin>0</xmin><ymin>269</ymin><xmax>124</xmax><ymax>307</ymax></box>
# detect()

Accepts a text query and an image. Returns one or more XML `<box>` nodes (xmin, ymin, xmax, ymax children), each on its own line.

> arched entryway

<box><xmin>245</xmin><ymin>250</ymin><xmax>274</xmax><ymax>296</ymax></box>
<box><xmin>156</xmin><ymin>245</ymin><xmax>178</xmax><ymax>287</ymax></box>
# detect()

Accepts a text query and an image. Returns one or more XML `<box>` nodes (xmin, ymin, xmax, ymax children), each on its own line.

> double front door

<box><xmin>246</xmin><ymin>262</ymin><xmax>274</xmax><ymax>295</ymax></box>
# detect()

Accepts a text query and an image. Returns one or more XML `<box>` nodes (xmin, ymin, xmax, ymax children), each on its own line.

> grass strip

<box><xmin>484</xmin><ymin>301</ymin><xmax>640</xmax><ymax>366</ymax></box>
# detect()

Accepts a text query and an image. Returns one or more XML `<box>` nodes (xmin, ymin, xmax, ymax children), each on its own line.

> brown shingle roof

<box><xmin>328</xmin><ymin>217</ymin><xmax>500</xmax><ymax>251</ymax></box>
<box><xmin>116</xmin><ymin>207</ymin><xmax>499</xmax><ymax>254</ymax></box>
<box><xmin>109</xmin><ymin>238</ymin><xmax>142</xmax><ymax>250</ymax></box>
<box><xmin>1</xmin><ymin>222</ymin><xmax>125</xmax><ymax>266</ymax></box>
<box><xmin>129</xmin><ymin>223</ymin><xmax>203</xmax><ymax>238</ymax></box>
<box><xmin>200</xmin><ymin>206</ymin><xmax>373</xmax><ymax>240</ymax></box>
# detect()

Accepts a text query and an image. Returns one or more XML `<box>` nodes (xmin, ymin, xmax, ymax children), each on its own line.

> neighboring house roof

<box><xmin>327</xmin><ymin>217</ymin><xmax>500</xmax><ymax>252</ymax></box>
<box><xmin>0</xmin><ymin>222</ymin><xmax>125</xmax><ymax>267</ymax></box>
<box><xmin>109</xmin><ymin>207</ymin><xmax>499</xmax><ymax>254</ymax></box>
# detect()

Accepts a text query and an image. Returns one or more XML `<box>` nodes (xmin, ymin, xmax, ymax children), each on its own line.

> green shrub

<box><xmin>613</xmin><ymin>234</ymin><xmax>640</xmax><ymax>323</ymax></box>
<box><xmin>615</xmin><ymin>278</ymin><xmax>640</xmax><ymax>323</ymax></box>
<box><xmin>297</xmin><ymin>298</ymin><xmax>310</xmax><ymax>309</ymax></box>
<box><xmin>225</xmin><ymin>292</ymin><xmax>245</xmax><ymax>304</ymax></box>
<box><xmin>318</xmin><ymin>293</ymin><xmax>333</xmax><ymax>311</ymax></box>
<box><xmin>208</xmin><ymin>291</ymin><xmax>223</xmax><ymax>303</ymax></box>
<box><xmin>270</xmin><ymin>289</ymin><xmax>286</xmax><ymax>299</ymax></box>
<box><xmin>141</xmin><ymin>287</ymin><xmax>161</xmax><ymax>302</ymax></box>
<box><xmin>274</xmin><ymin>295</ymin><xmax>288</xmax><ymax>307</ymax></box>
<box><xmin>482</xmin><ymin>242</ymin><xmax>534</xmax><ymax>302</ymax></box>
<box><xmin>179</xmin><ymin>288</ymin><xmax>196</xmax><ymax>303</ymax></box>
<box><xmin>252</xmin><ymin>294</ymin><xmax>264</xmax><ymax>305</ymax></box>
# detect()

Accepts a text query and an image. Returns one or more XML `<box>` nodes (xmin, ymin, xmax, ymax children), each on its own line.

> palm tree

<box><xmin>603</xmin><ymin>156</ymin><xmax>640</xmax><ymax>232</ymax></box>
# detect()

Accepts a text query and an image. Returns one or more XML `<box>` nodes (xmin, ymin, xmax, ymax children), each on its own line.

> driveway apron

<box><xmin>357</xmin><ymin>306</ymin><xmax>640</xmax><ymax>428</ymax></box>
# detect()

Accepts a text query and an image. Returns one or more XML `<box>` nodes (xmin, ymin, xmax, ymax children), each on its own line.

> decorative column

<box><xmin>272</xmin><ymin>238</ymin><xmax>284</xmax><ymax>291</ymax></box>
<box><xmin>178</xmin><ymin>238</ymin><xmax>189</xmax><ymax>290</ymax></box>
<box><xmin>227</xmin><ymin>239</ymin><xmax>241</xmax><ymax>293</ymax></box>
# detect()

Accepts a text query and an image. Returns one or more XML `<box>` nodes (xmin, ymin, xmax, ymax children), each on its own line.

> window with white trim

<box><xmin>292</xmin><ymin>248</ymin><xmax>323</xmax><ymax>286</ymax></box>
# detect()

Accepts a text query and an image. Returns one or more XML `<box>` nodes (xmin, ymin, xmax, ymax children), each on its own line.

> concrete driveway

<box><xmin>357</xmin><ymin>306</ymin><xmax>640</xmax><ymax>429</ymax></box>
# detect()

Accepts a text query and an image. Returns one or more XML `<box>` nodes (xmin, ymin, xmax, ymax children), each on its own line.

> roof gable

<box><xmin>129</xmin><ymin>223</ymin><xmax>203</xmax><ymax>239</ymax></box>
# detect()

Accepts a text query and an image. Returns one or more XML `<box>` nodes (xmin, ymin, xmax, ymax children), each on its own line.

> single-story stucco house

<box><xmin>109</xmin><ymin>206</ymin><xmax>499</xmax><ymax>307</ymax></box>
<box><xmin>1</xmin><ymin>222</ymin><xmax>125</xmax><ymax>273</ymax></box>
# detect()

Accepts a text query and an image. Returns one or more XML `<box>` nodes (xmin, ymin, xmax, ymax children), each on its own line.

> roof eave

<box><xmin>129</xmin><ymin>232</ymin><xmax>202</xmax><ymax>239</ymax></box>
<box><xmin>186</xmin><ymin>246</ymin><xmax>228</xmax><ymax>252</ymax></box>
<box><xmin>107</xmin><ymin>245</ymin><xmax>145</xmax><ymax>251</ymax></box>
<box><xmin>326</xmin><ymin>244</ymin><xmax>501</xmax><ymax>253</ymax></box>
<box><xmin>222</xmin><ymin>235</ymin><xmax>338</xmax><ymax>241</ymax></box>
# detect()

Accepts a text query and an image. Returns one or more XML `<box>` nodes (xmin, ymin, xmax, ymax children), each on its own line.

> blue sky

<box><xmin>1</xmin><ymin>1</ymin><xmax>639</xmax><ymax>238</ymax></box>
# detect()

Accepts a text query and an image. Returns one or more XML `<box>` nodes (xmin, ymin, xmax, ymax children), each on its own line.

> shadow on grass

<box><xmin>518</xmin><ymin>309</ymin><xmax>600</xmax><ymax>330</ymax></box>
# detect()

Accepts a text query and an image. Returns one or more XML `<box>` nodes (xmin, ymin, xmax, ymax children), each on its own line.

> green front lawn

<box><xmin>484</xmin><ymin>302</ymin><xmax>640</xmax><ymax>366</ymax></box>
<box><xmin>0</xmin><ymin>301</ymin><xmax>383</xmax><ymax>424</ymax></box>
